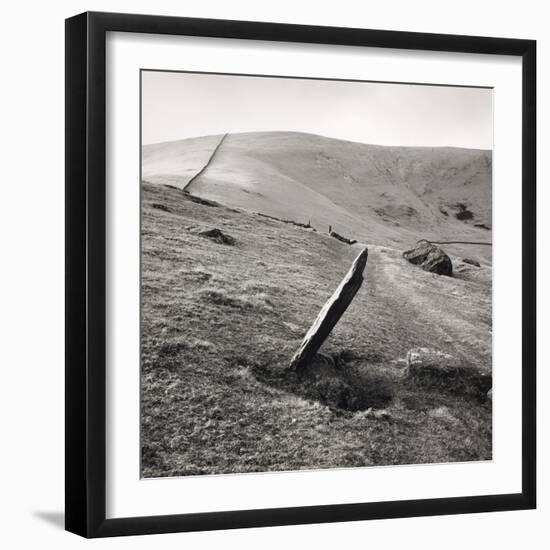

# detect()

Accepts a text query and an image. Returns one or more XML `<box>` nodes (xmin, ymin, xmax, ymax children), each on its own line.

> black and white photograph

<box><xmin>140</xmin><ymin>70</ymin><xmax>493</xmax><ymax>478</ymax></box>
<box><xmin>0</xmin><ymin>0</ymin><xmax>543</xmax><ymax>545</ymax></box>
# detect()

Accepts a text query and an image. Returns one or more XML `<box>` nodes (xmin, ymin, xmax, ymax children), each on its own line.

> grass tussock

<box><xmin>198</xmin><ymin>287</ymin><xmax>274</xmax><ymax>312</ymax></box>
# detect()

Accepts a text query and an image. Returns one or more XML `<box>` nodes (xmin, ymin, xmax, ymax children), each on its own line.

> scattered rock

<box><xmin>462</xmin><ymin>258</ymin><xmax>481</xmax><ymax>267</ymax></box>
<box><xmin>189</xmin><ymin>226</ymin><xmax>236</xmax><ymax>245</ymax></box>
<box><xmin>329</xmin><ymin>230</ymin><xmax>357</xmax><ymax>245</ymax></box>
<box><xmin>406</xmin><ymin>347</ymin><xmax>492</xmax><ymax>395</ymax></box>
<box><xmin>428</xmin><ymin>406</ymin><xmax>458</xmax><ymax>424</ymax></box>
<box><xmin>151</xmin><ymin>203</ymin><xmax>171</xmax><ymax>212</ymax></box>
<box><xmin>474</xmin><ymin>222</ymin><xmax>491</xmax><ymax>230</ymax></box>
<box><xmin>289</xmin><ymin>248</ymin><xmax>368</xmax><ymax>371</ymax></box>
<box><xmin>487</xmin><ymin>388</ymin><xmax>493</xmax><ymax>401</ymax></box>
<box><xmin>364</xmin><ymin>408</ymin><xmax>391</xmax><ymax>420</ymax></box>
<box><xmin>403</xmin><ymin>240</ymin><xmax>453</xmax><ymax>276</ymax></box>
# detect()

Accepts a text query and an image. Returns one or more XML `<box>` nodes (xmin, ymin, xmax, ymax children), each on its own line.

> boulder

<box><xmin>189</xmin><ymin>226</ymin><xmax>236</xmax><ymax>245</ymax></box>
<box><xmin>403</xmin><ymin>240</ymin><xmax>452</xmax><ymax>276</ymax></box>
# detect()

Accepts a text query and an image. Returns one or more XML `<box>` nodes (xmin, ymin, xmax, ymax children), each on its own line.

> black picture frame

<box><xmin>65</xmin><ymin>11</ymin><xmax>536</xmax><ymax>538</ymax></box>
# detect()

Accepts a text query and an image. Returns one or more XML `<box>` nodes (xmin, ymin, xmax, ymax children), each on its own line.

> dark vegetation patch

<box><xmin>409</xmin><ymin>363</ymin><xmax>492</xmax><ymax>399</ymax></box>
<box><xmin>252</xmin><ymin>352</ymin><xmax>394</xmax><ymax>412</ymax></box>
<box><xmin>182</xmin><ymin>190</ymin><xmax>219</xmax><ymax>207</ymax></box>
<box><xmin>452</xmin><ymin>202</ymin><xmax>474</xmax><ymax>221</ymax></box>
<box><xmin>462</xmin><ymin>258</ymin><xmax>481</xmax><ymax>267</ymax></box>
<box><xmin>151</xmin><ymin>203</ymin><xmax>171</xmax><ymax>212</ymax></box>
<box><xmin>455</xmin><ymin>210</ymin><xmax>474</xmax><ymax>221</ymax></box>
<box><xmin>406</xmin><ymin>349</ymin><xmax>492</xmax><ymax>400</ymax></box>
<box><xmin>474</xmin><ymin>222</ymin><xmax>491</xmax><ymax>230</ymax></box>
<box><xmin>256</xmin><ymin>211</ymin><xmax>316</xmax><ymax>231</ymax></box>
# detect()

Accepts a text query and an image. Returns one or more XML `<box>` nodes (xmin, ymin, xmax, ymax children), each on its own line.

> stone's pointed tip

<box><xmin>352</xmin><ymin>247</ymin><xmax>369</xmax><ymax>270</ymax></box>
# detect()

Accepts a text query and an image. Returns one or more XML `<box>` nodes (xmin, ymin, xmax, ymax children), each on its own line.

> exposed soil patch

<box><xmin>188</xmin><ymin>226</ymin><xmax>236</xmax><ymax>245</ymax></box>
<box><xmin>254</xmin><ymin>352</ymin><xmax>394</xmax><ymax>412</ymax></box>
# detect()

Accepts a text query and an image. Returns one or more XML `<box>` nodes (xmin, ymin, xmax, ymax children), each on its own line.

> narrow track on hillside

<box><xmin>363</xmin><ymin>246</ymin><xmax>492</xmax><ymax>370</ymax></box>
<box><xmin>183</xmin><ymin>133</ymin><xmax>228</xmax><ymax>192</ymax></box>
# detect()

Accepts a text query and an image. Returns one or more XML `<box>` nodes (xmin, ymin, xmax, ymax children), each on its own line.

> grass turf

<box><xmin>141</xmin><ymin>182</ymin><xmax>492</xmax><ymax>478</ymax></box>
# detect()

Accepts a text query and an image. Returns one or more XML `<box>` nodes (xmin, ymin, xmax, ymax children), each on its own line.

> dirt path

<box><xmin>364</xmin><ymin>245</ymin><xmax>492</xmax><ymax>370</ymax></box>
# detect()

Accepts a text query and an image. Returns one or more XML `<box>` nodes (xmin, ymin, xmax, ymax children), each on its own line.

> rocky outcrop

<box><xmin>403</xmin><ymin>240</ymin><xmax>452</xmax><ymax>276</ymax></box>
<box><xmin>406</xmin><ymin>348</ymin><xmax>457</xmax><ymax>380</ymax></box>
<box><xmin>406</xmin><ymin>347</ymin><xmax>492</xmax><ymax>395</ymax></box>
<box><xmin>462</xmin><ymin>258</ymin><xmax>481</xmax><ymax>267</ymax></box>
<box><xmin>289</xmin><ymin>248</ymin><xmax>368</xmax><ymax>371</ymax></box>
<box><xmin>189</xmin><ymin>226</ymin><xmax>236</xmax><ymax>245</ymax></box>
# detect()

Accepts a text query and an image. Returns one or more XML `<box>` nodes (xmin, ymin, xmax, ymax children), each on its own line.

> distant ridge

<box><xmin>142</xmin><ymin>131</ymin><xmax>492</xmax><ymax>261</ymax></box>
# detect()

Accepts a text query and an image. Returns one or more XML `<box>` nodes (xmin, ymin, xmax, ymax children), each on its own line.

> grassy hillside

<box><xmin>141</xmin><ymin>182</ymin><xmax>491</xmax><ymax>478</ymax></box>
<box><xmin>142</xmin><ymin>132</ymin><xmax>492</xmax><ymax>263</ymax></box>
<box><xmin>142</xmin><ymin>134</ymin><xmax>225</xmax><ymax>189</ymax></box>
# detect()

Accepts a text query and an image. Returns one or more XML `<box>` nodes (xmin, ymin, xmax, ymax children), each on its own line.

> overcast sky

<box><xmin>142</xmin><ymin>70</ymin><xmax>493</xmax><ymax>150</ymax></box>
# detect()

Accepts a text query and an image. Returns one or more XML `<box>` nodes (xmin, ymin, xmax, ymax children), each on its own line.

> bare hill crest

<box><xmin>143</xmin><ymin>131</ymin><xmax>492</xmax><ymax>260</ymax></box>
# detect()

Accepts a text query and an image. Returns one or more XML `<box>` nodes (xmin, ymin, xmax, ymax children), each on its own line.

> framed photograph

<box><xmin>65</xmin><ymin>11</ymin><xmax>536</xmax><ymax>538</ymax></box>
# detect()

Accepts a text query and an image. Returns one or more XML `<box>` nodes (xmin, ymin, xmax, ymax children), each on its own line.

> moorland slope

<box><xmin>143</xmin><ymin>131</ymin><xmax>492</xmax><ymax>262</ymax></box>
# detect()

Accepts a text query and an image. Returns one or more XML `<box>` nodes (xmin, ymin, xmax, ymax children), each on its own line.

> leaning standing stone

<box><xmin>289</xmin><ymin>248</ymin><xmax>368</xmax><ymax>371</ymax></box>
